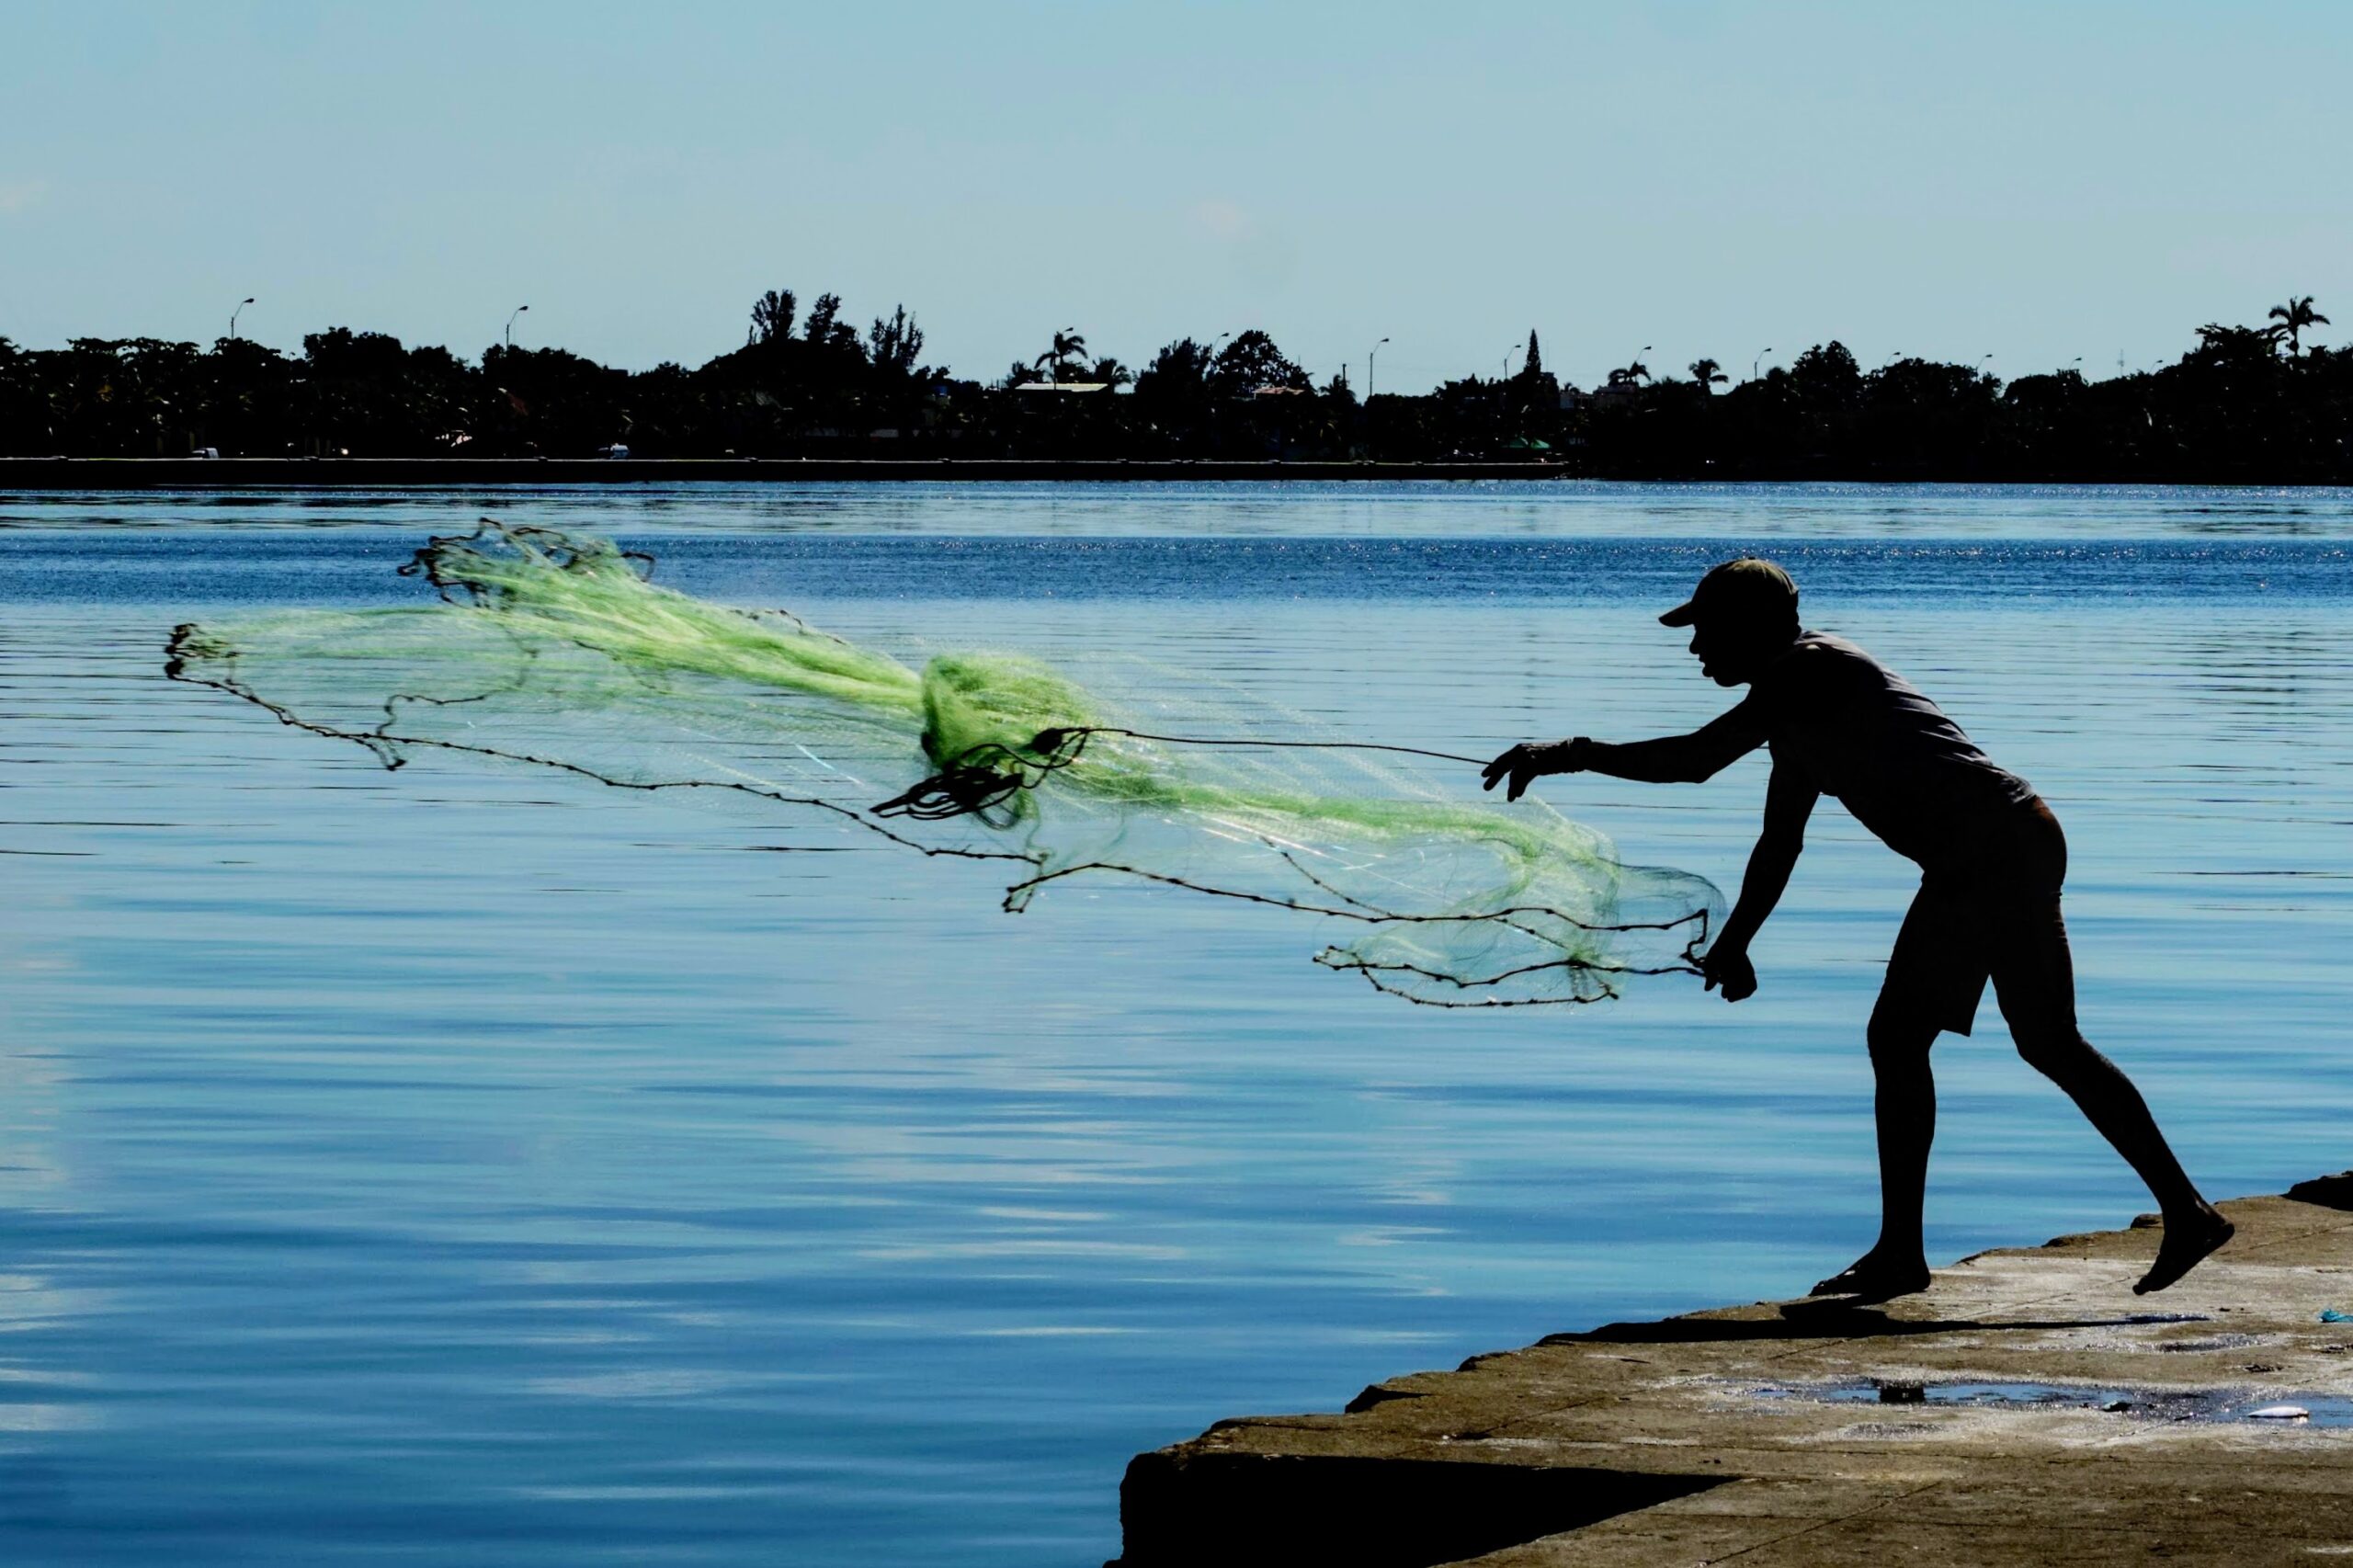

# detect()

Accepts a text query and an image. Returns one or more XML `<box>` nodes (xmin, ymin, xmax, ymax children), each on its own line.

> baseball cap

<box><xmin>1659</xmin><ymin>558</ymin><xmax>1799</xmax><ymax>628</ymax></box>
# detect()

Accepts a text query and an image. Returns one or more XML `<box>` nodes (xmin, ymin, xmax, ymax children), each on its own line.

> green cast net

<box><xmin>165</xmin><ymin>522</ymin><xmax>1722</xmax><ymax>1006</ymax></box>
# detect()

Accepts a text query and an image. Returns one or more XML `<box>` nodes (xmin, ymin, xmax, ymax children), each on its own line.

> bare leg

<box><xmin>1870</xmin><ymin>1017</ymin><xmax>1937</xmax><ymax>1267</ymax></box>
<box><xmin>1993</xmin><ymin>866</ymin><xmax>2229</xmax><ymax>1293</ymax></box>
<box><xmin>2015</xmin><ymin>1028</ymin><xmax>2230</xmax><ymax>1294</ymax></box>
<box><xmin>1813</xmin><ymin>1012</ymin><xmax>1937</xmax><ymax>1299</ymax></box>
<box><xmin>2019</xmin><ymin>1032</ymin><xmax>2199</xmax><ymax>1212</ymax></box>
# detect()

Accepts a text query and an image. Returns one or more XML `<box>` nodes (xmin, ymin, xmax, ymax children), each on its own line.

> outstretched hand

<box><xmin>1701</xmin><ymin>942</ymin><xmax>1757</xmax><ymax>1002</ymax></box>
<box><xmin>1481</xmin><ymin>740</ymin><xmax>1578</xmax><ymax>801</ymax></box>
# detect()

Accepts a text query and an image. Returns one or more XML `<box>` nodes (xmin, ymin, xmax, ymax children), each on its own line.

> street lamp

<box><xmin>230</xmin><ymin>297</ymin><xmax>255</xmax><ymax>340</ymax></box>
<box><xmin>1502</xmin><ymin>344</ymin><xmax>1520</xmax><ymax>379</ymax></box>
<box><xmin>506</xmin><ymin>304</ymin><xmax>530</xmax><ymax>351</ymax></box>
<box><xmin>1753</xmin><ymin>347</ymin><xmax>1773</xmax><ymax>381</ymax></box>
<box><xmin>1368</xmin><ymin>336</ymin><xmax>1389</xmax><ymax>398</ymax></box>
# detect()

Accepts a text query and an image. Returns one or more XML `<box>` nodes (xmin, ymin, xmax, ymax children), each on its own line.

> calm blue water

<box><xmin>2</xmin><ymin>483</ymin><xmax>2350</xmax><ymax>1565</ymax></box>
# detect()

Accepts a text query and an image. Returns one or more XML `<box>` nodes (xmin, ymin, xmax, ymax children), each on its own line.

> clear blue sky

<box><xmin>3</xmin><ymin>1</ymin><xmax>2346</xmax><ymax>392</ymax></box>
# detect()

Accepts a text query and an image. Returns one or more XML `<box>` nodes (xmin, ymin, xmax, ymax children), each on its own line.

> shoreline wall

<box><xmin>6</xmin><ymin>458</ymin><xmax>2347</xmax><ymax>490</ymax></box>
<box><xmin>0</xmin><ymin>457</ymin><xmax>1573</xmax><ymax>488</ymax></box>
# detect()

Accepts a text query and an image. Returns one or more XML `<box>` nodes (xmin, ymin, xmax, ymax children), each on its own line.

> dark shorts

<box><xmin>1880</xmin><ymin>796</ymin><xmax>2078</xmax><ymax>1040</ymax></box>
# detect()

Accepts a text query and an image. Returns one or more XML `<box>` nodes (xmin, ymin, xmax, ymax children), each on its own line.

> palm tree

<box><xmin>2268</xmin><ymin>296</ymin><xmax>2330</xmax><ymax>357</ymax></box>
<box><xmin>1606</xmin><ymin>360</ymin><xmax>1651</xmax><ymax>388</ymax></box>
<box><xmin>1689</xmin><ymin>358</ymin><xmax>1727</xmax><ymax>395</ymax></box>
<box><xmin>1034</xmin><ymin>329</ymin><xmax>1089</xmax><ymax>382</ymax></box>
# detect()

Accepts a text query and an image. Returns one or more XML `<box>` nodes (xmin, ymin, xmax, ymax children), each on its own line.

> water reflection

<box><xmin>4</xmin><ymin>479</ymin><xmax>2353</xmax><ymax>537</ymax></box>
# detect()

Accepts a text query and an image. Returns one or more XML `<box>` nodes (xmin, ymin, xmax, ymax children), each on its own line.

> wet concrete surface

<box><xmin>1116</xmin><ymin>1176</ymin><xmax>2353</xmax><ymax>1566</ymax></box>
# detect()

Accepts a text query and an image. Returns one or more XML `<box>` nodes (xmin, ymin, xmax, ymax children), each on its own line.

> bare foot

<box><xmin>2133</xmin><ymin>1208</ymin><xmax>2234</xmax><ymax>1295</ymax></box>
<box><xmin>1811</xmin><ymin>1248</ymin><xmax>1932</xmax><ymax>1301</ymax></box>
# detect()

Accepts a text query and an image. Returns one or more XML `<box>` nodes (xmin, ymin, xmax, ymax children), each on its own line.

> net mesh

<box><xmin>165</xmin><ymin>522</ymin><xmax>1722</xmax><ymax>1006</ymax></box>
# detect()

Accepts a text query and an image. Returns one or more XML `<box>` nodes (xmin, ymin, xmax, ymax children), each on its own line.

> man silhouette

<box><xmin>1483</xmin><ymin>558</ymin><xmax>2231</xmax><ymax>1298</ymax></box>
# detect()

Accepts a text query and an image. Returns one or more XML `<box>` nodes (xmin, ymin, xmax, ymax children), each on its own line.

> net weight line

<box><xmin>168</xmin><ymin>637</ymin><xmax>1709</xmax><ymax>1006</ymax></box>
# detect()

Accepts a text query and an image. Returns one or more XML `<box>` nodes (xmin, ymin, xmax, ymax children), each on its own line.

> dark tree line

<box><xmin>2</xmin><ymin>292</ymin><xmax>2346</xmax><ymax>480</ymax></box>
<box><xmin>0</xmin><ymin>288</ymin><xmax>954</xmax><ymax>461</ymax></box>
<box><xmin>1558</xmin><ymin>313</ymin><xmax>2351</xmax><ymax>483</ymax></box>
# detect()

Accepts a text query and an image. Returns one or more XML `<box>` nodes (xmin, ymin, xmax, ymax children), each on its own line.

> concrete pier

<box><xmin>1116</xmin><ymin>1176</ymin><xmax>2353</xmax><ymax>1566</ymax></box>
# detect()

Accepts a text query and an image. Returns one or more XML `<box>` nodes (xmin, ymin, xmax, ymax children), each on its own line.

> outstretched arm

<box><xmin>1482</xmin><ymin>704</ymin><xmax>1766</xmax><ymax>800</ymax></box>
<box><xmin>1700</xmin><ymin>761</ymin><xmax>1818</xmax><ymax>1002</ymax></box>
